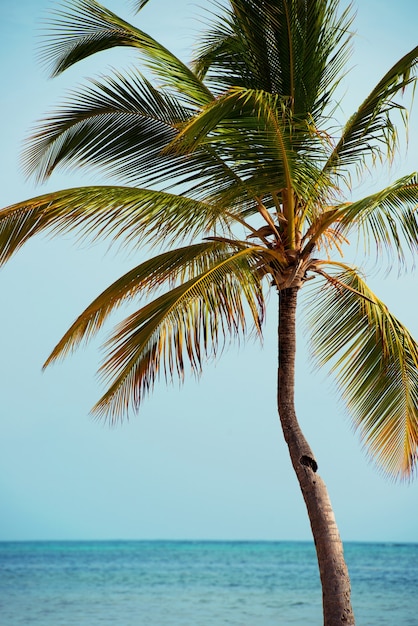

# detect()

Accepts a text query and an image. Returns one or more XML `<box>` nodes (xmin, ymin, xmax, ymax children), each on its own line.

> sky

<box><xmin>0</xmin><ymin>0</ymin><xmax>417</xmax><ymax>543</ymax></box>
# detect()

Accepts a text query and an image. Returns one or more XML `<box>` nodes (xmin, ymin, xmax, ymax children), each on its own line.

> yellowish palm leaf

<box><xmin>306</xmin><ymin>264</ymin><xmax>418</xmax><ymax>479</ymax></box>
<box><xmin>92</xmin><ymin>247</ymin><xmax>265</xmax><ymax>422</ymax></box>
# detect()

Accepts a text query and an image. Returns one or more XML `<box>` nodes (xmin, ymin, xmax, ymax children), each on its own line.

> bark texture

<box><xmin>278</xmin><ymin>287</ymin><xmax>355</xmax><ymax>625</ymax></box>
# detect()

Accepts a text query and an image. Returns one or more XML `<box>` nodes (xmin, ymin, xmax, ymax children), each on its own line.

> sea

<box><xmin>0</xmin><ymin>541</ymin><xmax>417</xmax><ymax>625</ymax></box>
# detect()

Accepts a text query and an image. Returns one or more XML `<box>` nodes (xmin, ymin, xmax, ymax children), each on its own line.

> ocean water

<box><xmin>0</xmin><ymin>541</ymin><xmax>417</xmax><ymax>625</ymax></box>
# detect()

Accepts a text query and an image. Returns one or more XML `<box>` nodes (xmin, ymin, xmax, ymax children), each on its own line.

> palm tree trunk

<box><xmin>278</xmin><ymin>286</ymin><xmax>355</xmax><ymax>625</ymax></box>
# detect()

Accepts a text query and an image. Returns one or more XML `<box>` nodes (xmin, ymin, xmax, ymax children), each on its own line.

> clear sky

<box><xmin>0</xmin><ymin>0</ymin><xmax>417</xmax><ymax>543</ymax></box>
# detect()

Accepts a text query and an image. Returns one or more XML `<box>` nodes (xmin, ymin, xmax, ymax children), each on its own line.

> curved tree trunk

<box><xmin>277</xmin><ymin>286</ymin><xmax>355</xmax><ymax>625</ymax></box>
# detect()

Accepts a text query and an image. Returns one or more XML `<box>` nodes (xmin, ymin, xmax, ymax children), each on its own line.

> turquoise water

<box><xmin>0</xmin><ymin>541</ymin><xmax>417</xmax><ymax>625</ymax></box>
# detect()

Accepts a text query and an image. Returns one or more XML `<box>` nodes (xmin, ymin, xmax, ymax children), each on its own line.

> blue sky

<box><xmin>0</xmin><ymin>0</ymin><xmax>417</xmax><ymax>542</ymax></box>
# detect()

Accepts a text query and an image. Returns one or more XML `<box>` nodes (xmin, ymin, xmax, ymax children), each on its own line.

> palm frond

<box><xmin>337</xmin><ymin>174</ymin><xmax>418</xmax><ymax>266</ymax></box>
<box><xmin>194</xmin><ymin>0</ymin><xmax>353</xmax><ymax>122</ymax></box>
<box><xmin>0</xmin><ymin>187</ymin><xmax>228</xmax><ymax>264</ymax></box>
<box><xmin>132</xmin><ymin>0</ymin><xmax>150</xmax><ymax>11</ymax></box>
<box><xmin>22</xmin><ymin>69</ymin><xmax>255</xmax><ymax>198</ymax></box>
<box><xmin>23</xmin><ymin>71</ymin><xmax>189</xmax><ymax>185</ymax></box>
<box><xmin>304</xmin><ymin>174</ymin><xmax>418</xmax><ymax>265</ymax></box>
<box><xmin>168</xmin><ymin>86</ymin><xmax>322</xmax><ymax>202</ymax></box>
<box><xmin>41</xmin><ymin>0</ymin><xmax>212</xmax><ymax>106</ymax></box>
<box><xmin>92</xmin><ymin>247</ymin><xmax>266</xmax><ymax>421</ymax></box>
<box><xmin>324</xmin><ymin>45</ymin><xmax>418</xmax><ymax>177</ymax></box>
<box><xmin>44</xmin><ymin>240</ymin><xmax>250</xmax><ymax>365</ymax></box>
<box><xmin>305</xmin><ymin>264</ymin><xmax>418</xmax><ymax>480</ymax></box>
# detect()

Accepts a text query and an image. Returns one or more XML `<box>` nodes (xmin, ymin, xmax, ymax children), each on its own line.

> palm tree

<box><xmin>1</xmin><ymin>0</ymin><xmax>417</xmax><ymax>623</ymax></box>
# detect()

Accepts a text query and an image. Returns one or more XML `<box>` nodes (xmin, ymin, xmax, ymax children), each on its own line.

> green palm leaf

<box><xmin>0</xmin><ymin>187</ymin><xmax>228</xmax><ymax>264</ymax></box>
<box><xmin>92</xmin><ymin>247</ymin><xmax>266</xmax><ymax>421</ymax></box>
<box><xmin>132</xmin><ymin>0</ymin><xmax>151</xmax><ymax>10</ymax></box>
<box><xmin>22</xmin><ymin>69</ymin><xmax>253</xmax><ymax>197</ymax></box>
<box><xmin>324</xmin><ymin>45</ymin><xmax>418</xmax><ymax>177</ymax></box>
<box><xmin>194</xmin><ymin>0</ymin><xmax>353</xmax><ymax>123</ymax></box>
<box><xmin>41</xmin><ymin>0</ymin><xmax>212</xmax><ymax>106</ymax></box>
<box><xmin>337</xmin><ymin>174</ymin><xmax>418</xmax><ymax>265</ymax></box>
<box><xmin>304</xmin><ymin>174</ymin><xmax>418</xmax><ymax>265</ymax></box>
<box><xmin>169</xmin><ymin>86</ymin><xmax>322</xmax><ymax>197</ymax></box>
<box><xmin>306</xmin><ymin>264</ymin><xmax>418</xmax><ymax>480</ymax></box>
<box><xmin>23</xmin><ymin>72</ymin><xmax>232</xmax><ymax>191</ymax></box>
<box><xmin>23</xmin><ymin>71</ymin><xmax>191</xmax><ymax>184</ymax></box>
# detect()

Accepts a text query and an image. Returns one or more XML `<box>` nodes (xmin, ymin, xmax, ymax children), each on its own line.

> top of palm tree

<box><xmin>0</xmin><ymin>0</ymin><xmax>417</xmax><ymax>479</ymax></box>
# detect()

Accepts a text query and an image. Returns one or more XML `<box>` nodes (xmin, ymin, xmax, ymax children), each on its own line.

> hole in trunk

<box><xmin>300</xmin><ymin>455</ymin><xmax>318</xmax><ymax>472</ymax></box>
